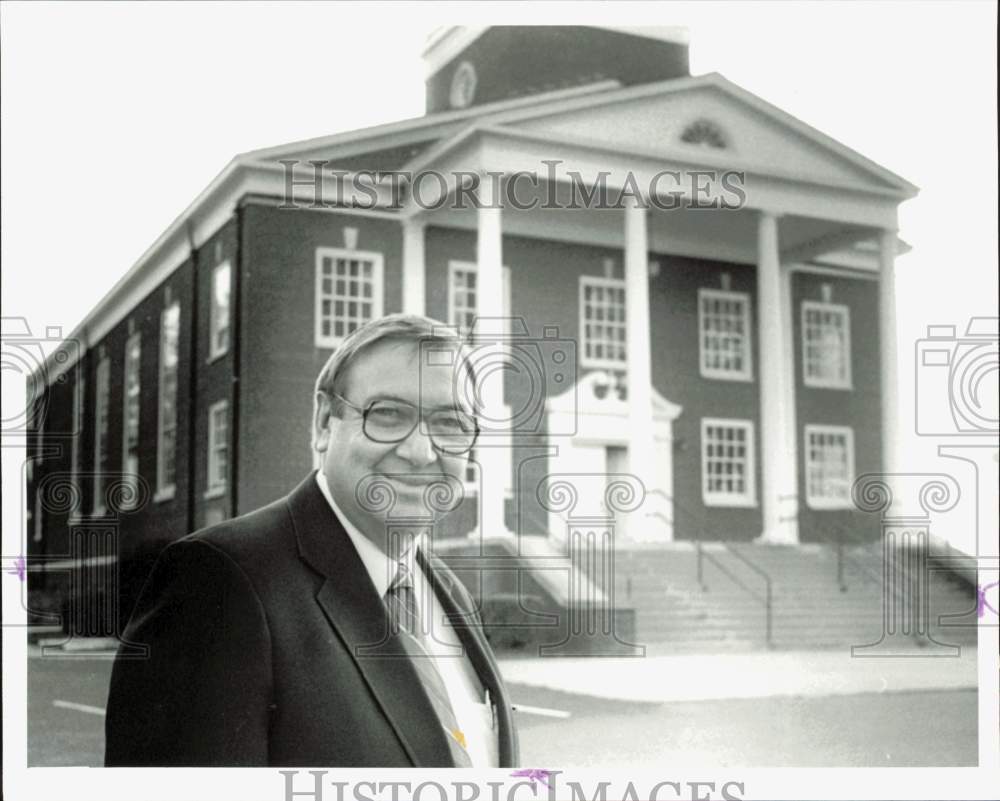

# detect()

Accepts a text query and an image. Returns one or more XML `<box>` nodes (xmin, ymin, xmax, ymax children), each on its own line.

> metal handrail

<box><xmin>720</xmin><ymin>542</ymin><xmax>774</xmax><ymax>646</ymax></box>
<box><xmin>822</xmin><ymin>523</ymin><xmax>885</xmax><ymax>590</ymax></box>
<box><xmin>651</xmin><ymin>488</ymin><xmax>774</xmax><ymax>648</ymax></box>
<box><xmin>696</xmin><ymin>544</ymin><xmax>761</xmax><ymax>601</ymax></box>
<box><xmin>818</xmin><ymin>522</ymin><xmax>919</xmax><ymax>639</ymax></box>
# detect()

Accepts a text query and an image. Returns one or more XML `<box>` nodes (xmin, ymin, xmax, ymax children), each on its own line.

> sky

<box><xmin>2</xmin><ymin>1</ymin><xmax>997</xmax><ymax>550</ymax></box>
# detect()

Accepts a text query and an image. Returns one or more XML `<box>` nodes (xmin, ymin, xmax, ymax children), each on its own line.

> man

<box><xmin>104</xmin><ymin>314</ymin><xmax>519</xmax><ymax>767</ymax></box>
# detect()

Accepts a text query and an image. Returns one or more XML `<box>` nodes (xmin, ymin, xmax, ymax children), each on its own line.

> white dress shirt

<box><xmin>315</xmin><ymin>472</ymin><xmax>498</xmax><ymax>767</ymax></box>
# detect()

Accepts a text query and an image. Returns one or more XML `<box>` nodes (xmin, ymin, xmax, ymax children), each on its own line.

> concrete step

<box><xmin>565</xmin><ymin>543</ymin><xmax>974</xmax><ymax>651</ymax></box>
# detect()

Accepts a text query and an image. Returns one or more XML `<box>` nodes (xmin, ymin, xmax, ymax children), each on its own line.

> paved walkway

<box><xmin>32</xmin><ymin>637</ymin><xmax>979</xmax><ymax>704</ymax></box>
<box><xmin>498</xmin><ymin>646</ymin><xmax>978</xmax><ymax>703</ymax></box>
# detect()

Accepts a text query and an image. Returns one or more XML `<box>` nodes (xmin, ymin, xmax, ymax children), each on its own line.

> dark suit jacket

<box><xmin>104</xmin><ymin>473</ymin><xmax>519</xmax><ymax>767</ymax></box>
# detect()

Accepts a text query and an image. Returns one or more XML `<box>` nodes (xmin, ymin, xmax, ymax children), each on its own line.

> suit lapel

<box><xmin>420</xmin><ymin>549</ymin><xmax>519</xmax><ymax>768</ymax></box>
<box><xmin>285</xmin><ymin>474</ymin><xmax>455</xmax><ymax>767</ymax></box>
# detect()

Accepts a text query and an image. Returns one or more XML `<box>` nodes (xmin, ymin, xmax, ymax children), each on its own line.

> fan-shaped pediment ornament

<box><xmin>680</xmin><ymin>118</ymin><xmax>728</xmax><ymax>149</ymax></box>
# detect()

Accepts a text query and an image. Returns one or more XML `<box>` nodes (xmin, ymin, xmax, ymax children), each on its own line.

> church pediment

<box><xmin>496</xmin><ymin>73</ymin><xmax>915</xmax><ymax>196</ymax></box>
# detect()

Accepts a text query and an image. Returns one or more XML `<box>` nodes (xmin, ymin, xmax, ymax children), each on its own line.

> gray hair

<box><xmin>313</xmin><ymin>313</ymin><xmax>477</xmax><ymax>430</ymax></box>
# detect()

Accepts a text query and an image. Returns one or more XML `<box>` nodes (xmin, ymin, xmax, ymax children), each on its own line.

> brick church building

<box><xmin>27</xmin><ymin>26</ymin><xmax>974</xmax><ymax>652</ymax></box>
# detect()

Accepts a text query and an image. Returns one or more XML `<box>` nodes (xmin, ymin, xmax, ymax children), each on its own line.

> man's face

<box><xmin>314</xmin><ymin>338</ymin><xmax>473</xmax><ymax>551</ymax></box>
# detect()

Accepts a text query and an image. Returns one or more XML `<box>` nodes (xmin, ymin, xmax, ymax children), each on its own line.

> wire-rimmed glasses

<box><xmin>329</xmin><ymin>392</ymin><xmax>479</xmax><ymax>455</ymax></box>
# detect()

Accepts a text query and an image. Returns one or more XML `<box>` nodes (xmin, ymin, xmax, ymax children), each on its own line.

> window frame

<box><xmin>579</xmin><ymin>275</ymin><xmax>628</xmax><ymax>370</ymax></box>
<box><xmin>314</xmin><ymin>247</ymin><xmax>385</xmax><ymax>349</ymax></box>
<box><xmin>700</xmin><ymin>417</ymin><xmax>757</xmax><ymax>508</ymax></box>
<box><xmin>801</xmin><ymin>300</ymin><xmax>852</xmax><ymax>390</ymax></box>
<box><xmin>155</xmin><ymin>301</ymin><xmax>181</xmax><ymax>502</ymax></box>
<box><xmin>120</xmin><ymin>332</ymin><xmax>142</xmax><ymax>510</ymax></box>
<box><xmin>698</xmin><ymin>288</ymin><xmax>754</xmax><ymax>382</ymax></box>
<box><xmin>205</xmin><ymin>400</ymin><xmax>229</xmax><ymax>500</ymax></box>
<box><xmin>804</xmin><ymin>424</ymin><xmax>856</xmax><ymax>510</ymax></box>
<box><xmin>208</xmin><ymin>261</ymin><xmax>231</xmax><ymax>363</ymax></box>
<box><xmin>447</xmin><ymin>260</ymin><xmax>512</xmax><ymax>337</ymax></box>
<box><xmin>92</xmin><ymin>357</ymin><xmax>111</xmax><ymax>515</ymax></box>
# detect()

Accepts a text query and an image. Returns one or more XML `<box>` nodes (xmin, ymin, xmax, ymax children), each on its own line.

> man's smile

<box><xmin>381</xmin><ymin>472</ymin><xmax>448</xmax><ymax>487</ymax></box>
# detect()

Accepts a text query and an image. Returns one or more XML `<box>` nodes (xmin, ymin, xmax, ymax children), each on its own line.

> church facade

<box><xmin>27</xmin><ymin>26</ymin><xmax>921</xmax><ymax>641</ymax></box>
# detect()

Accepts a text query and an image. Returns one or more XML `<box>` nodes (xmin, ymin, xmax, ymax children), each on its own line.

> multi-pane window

<box><xmin>206</xmin><ymin>400</ymin><xmax>229</xmax><ymax>498</ymax></box>
<box><xmin>802</xmin><ymin>301</ymin><xmax>851</xmax><ymax>389</ymax></box>
<box><xmin>93</xmin><ymin>357</ymin><xmax>111</xmax><ymax>513</ymax></box>
<box><xmin>805</xmin><ymin>425</ymin><xmax>855</xmax><ymax>509</ymax></box>
<box><xmin>121</xmin><ymin>333</ymin><xmax>142</xmax><ymax>509</ymax></box>
<box><xmin>580</xmin><ymin>277</ymin><xmax>626</xmax><ymax>368</ymax></box>
<box><xmin>699</xmin><ymin>289</ymin><xmax>753</xmax><ymax>380</ymax></box>
<box><xmin>315</xmin><ymin>248</ymin><xmax>384</xmax><ymax>347</ymax></box>
<box><xmin>209</xmin><ymin>261</ymin><xmax>231</xmax><ymax>361</ymax></box>
<box><xmin>448</xmin><ymin>261</ymin><xmax>512</xmax><ymax>336</ymax></box>
<box><xmin>157</xmin><ymin>302</ymin><xmax>180</xmax><ymax>500</ymax></box>
<box><xmin>701</xmin><ymin>418</ymin><xmax>756</xmax><ymax>507</ymax></box>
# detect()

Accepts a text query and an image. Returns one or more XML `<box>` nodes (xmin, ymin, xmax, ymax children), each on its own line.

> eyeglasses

<box><xmin>328</xmin><ymin>392</ymin><xmax>479</xmax><ymax>455</ymax></box>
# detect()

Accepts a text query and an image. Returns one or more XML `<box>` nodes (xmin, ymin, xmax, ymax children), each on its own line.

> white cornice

<box><xmin>603</xmin><ymin>26</ymin><xmax>690</xmax><ymax>46</ymax></box>
<box><xmin>37</xmin><ymin>162</ymin><xmax>404</xmax><ymax>384</ymax></box>
<box><xmin>402</xmin><ymin>122</ymin><xmax>915</xmax><ymax>203</ymax></box>
<box><xmin>422</xmin><ymin>26</ymin><xmax>488</xmax><ymax>77</ymax></box>
<box><xmin>242</xmin><ymin>80</ymin><xmax>619</xmax><ymax>164</ymax></box>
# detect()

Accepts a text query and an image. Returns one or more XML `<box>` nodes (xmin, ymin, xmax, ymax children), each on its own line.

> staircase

<box><xmin>611</xmin><ymin>542</ymin><xmax>978</xmax><ymax>651</ymax></box>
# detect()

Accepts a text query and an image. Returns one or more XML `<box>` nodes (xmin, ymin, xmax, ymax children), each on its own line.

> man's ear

<box><xmin>313</xmin><ymin>391</ymin><xmax>334</xmax><ymax>452</ymax></box>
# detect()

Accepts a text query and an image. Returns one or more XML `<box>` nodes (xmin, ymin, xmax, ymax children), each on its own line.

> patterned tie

<box><xmin>385</xmin><ymin>556</ymin><xmax>473</xmax><ymax>767</ymax></box>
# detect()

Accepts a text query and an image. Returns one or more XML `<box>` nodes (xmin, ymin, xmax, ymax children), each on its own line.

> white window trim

<box><xmin>204</xmin><ymin>400</ymin><xmax>229</xmax><ymax>500</ymax></box>
<box><xmin>314</xmin><ymin>247</ymin><xmax>385</xmax><ymax>349</ymax></box>
<box><xmin>801</xmin><ymin>300</ymin><xmax>852</xmax><ymax>390</ymax></box>
<box><xmin>92</xmin><ymin>357</ymin><xmax>110</xmax><ymax>515</ymax></box>
<box><xmin>804</xmin><ymin>424</ymin><xmax>856</xmax><ymax>510</ymax></box>
<box><xmin>121</xmin><ymin>332</ymin><xmax>142</xmax><ymax>510</ymax></box>
<box><xmin>579</xmin><ymin>275</ymin><xmax>627</xmax><ymax>370</ymax></box>
<box><xmin>700</xmin><ymin>417</ymin><xmax>757</xmax><ymax>508</ymax></box>
<box><xmin>447</xmin><ymin>260</ymin><xmax>512</xmax><ymax>336</ymax></box>
<box><xmin>698</xmin><ymin>288</ymin><xmax>753</xmax><ymax>382</ymax></box>
<box><xmin>208</xmin><ymin>261</ymin><xmax>231</xmax><ymax>363</ymax></box>
<box><xmin>155</xmin><ymin>302</ymin><xmax>180</xmax><ymax>503</ymax></box>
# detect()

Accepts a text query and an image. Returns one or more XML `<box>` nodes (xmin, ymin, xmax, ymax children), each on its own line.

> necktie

<box><xmin>384</xmin><ymin>556</ymin><xmax>473</xmax><ymax>767</ymax></box>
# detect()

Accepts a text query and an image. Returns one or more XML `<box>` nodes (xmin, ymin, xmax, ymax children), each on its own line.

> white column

<box><xmin>779</xmin><ymin>261</ymin><xmax>800</xmax><ymax>543</ymax></box>
<box><xmin>401</xmin><ymin>218</ymin><xmax>426</xmax><ymax>315</ymax></box>
<box><xmin>757</xmin><ymin>211</ymin><xmax>797</xmax><ymax>543</ymax></box>
<box><xmin>624</xmin><ymin>197</ymin><xmax>658</xmax><ymax>539</ymax></box>
<box><xmin>474</xmin><ymin>173</ymin><xmax>509</xmax><ymax>537</ymax></box>
<box><xmin>878</xmin><ymin>229</ymin><xmax>900</xmax><ymax>478</ymax></box>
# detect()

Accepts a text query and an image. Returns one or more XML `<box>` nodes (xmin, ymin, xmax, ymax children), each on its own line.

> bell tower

<box><xmin>423</xmin><ymin>26</ymin><xmax>690</xmax><ymax>115</ymax></box>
